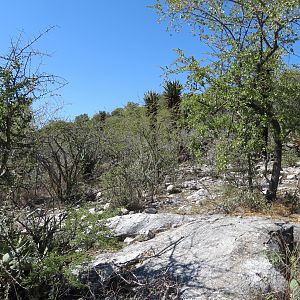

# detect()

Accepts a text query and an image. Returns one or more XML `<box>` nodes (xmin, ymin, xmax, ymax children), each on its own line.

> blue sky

<box><xmin>0</xmin><ymin>1</ymin><xmax>298</xmax><ymax>120</ymax></box>
<box><xmin>0</xmin><ymin>1</ymin><xmax>204</xmax><ymax>120</ymax></box>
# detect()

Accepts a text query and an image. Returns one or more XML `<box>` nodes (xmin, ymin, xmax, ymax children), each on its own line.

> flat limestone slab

<box><xmin>93</xmin><ymin>214</ymin><xmax>290</xmax><ymax>299</ymax></box>
<box><xmin>108</xmin><ymin>212</ymin><xmax>196</xmax><ymax>237</ymax></box>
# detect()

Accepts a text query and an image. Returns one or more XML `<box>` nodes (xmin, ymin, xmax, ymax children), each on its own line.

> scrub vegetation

<box><xmin>1</xmin><ymin>0</ymin><xmax>300</xmax><ymax>298</ymax></box>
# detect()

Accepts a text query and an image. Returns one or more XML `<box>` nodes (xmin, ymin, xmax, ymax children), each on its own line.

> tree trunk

<box><xmin>266</xmin><ymin>120</ymin><xmax>282</xmax><ymax>201</ymax></box>
<box><xmin>247</xmin><ymin>153</ymin><xmax>254</xmax><ymax>192</ymax></box>
<box><xmin>262</xmin><ymin>126</ymin><xmax>269</xmax><ymax>160</ymax></box>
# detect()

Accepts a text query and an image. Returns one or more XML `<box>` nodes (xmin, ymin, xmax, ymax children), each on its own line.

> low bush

<box><xmin>0</xmin><ymin>205</ymin><xmax>120</xmax><ymax>300</ymax></box>
<box><xmin>218</xmin><ymin>185</ymin><xmax>269</xmax><ymax>214</ymax></box>
<box><xmin>282</xmin><ymin>149</ymin><xmax>300</xmax><ymax>168</ymax></box>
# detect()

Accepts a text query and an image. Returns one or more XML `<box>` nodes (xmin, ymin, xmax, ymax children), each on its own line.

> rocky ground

<box><xmin>101</xmin><ymin>214</ymin><xmax>292</xmax><ymax>299</ymax></box>
<box><xmin>145</xmin><ymin>162</ymin><xmax>300</xmax><ymax>216</ymax></box>
<box><xmin>80</xmin><ymin>161</ymin><xmax>300</xmax><ymax>299</ymax></box>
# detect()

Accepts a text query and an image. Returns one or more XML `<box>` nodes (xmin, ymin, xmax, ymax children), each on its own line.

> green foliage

<box><xmin>34</xmin><ymin>119</ymin><xmax>104</xmax><ymax>202</ymax></box>
<box><xmin>154</xmin><ymin>0</ymin><xmax>299</xmax><ymax>57</ymax></box>
<box><xmin>74</xmin><ymin>113</ymin><xmax>89</xmax><ymax>124</ymax></box>
<box><xmin>144</xmin><ymin>91</ymin><xmax>161</xmax><ymax>133</ymax></box>
<box><xmin>163</xmin><ymin>80</ymin><xmax>182</xmax><ymax>121</ymax></box>
<box><xmin>0</xmin><ymin>205</ymin><xmax>120</xmax><ymax>300</ymax></box>
<box><xmin>0</xmin><ymin>59</ymin><xmax>33</xmax><ymax>182</ymax></box>
<box><xmin>90</xmin><ymin>110</ymin><xmax>109</xmax><ymax>126</ymax></box>
<box><xmin>111</xmin><ymin>107</ymin><xmax>124</xmax><ymax>117</ymax></box>
<box><xmin>0</xmin><ymin>31</ymin><xmax>64</xmax><ymax>185</ymax></box>
<box><xmin>154</xmin><ymin>0</ymin><xmax>300</xmax><ymax>200</ymax></box>
<box><xmin>100</xmin><ymin>103</ymin><xmax>179</xmax><ymax>209</ymax></box>
<box><xmin>282</xmin><ymin>149</ymin><xmax>299</xmax><ymax>168</ymax></box>
<box><xmin>265</xmin><ymin>240</ymin><xmax>300</xmax><ymax>300</ymax></box>
<box><xmin>218</xmin><ymin>186</ymin><xmax>269</xmax><ymax>213</ymax></box>
<box><xmin>64</xmin><ymin>207</ymin><xmax>120</xmax><ymax>251</ymax></box>
<box><xmin>0</xmin><ymin>25</ymin><xmax>187</xmax><ymax>300</ymax></box>
<box><xmin>144</xmin><ymin>91</ymin><xmax>159</xmax><ymax>119</ymax></box>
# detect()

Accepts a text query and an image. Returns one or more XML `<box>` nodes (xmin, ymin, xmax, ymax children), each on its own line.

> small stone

<box><xmin>190</xmin><ymin>185</ymin><xmax>199</xmax><ymax>191</ymax></box>
<box><xmin>287</xmin><ymin>174</ymin><xmax>296</xmax><ymax>180</ymax></box>
<box><xmin>143</xmin><ymin>207</ymin><xmax>157</xmax><ymax>214</ymax></box>
<box><xmin>178</xmin><ymin>205</ymin><xmax>187</xmax><ymax>211</ymax></box>
<box><xmin>124</xmin><ymin>237</ymin><xmax>135</xmax><ymax>244</ymax></box>
<box><xmin>166</xmin><ymin>198</ymin><xmax>175</xmax><ymax>205</ymax></box>
<box><xmin>103</xmin><ymin>203</ymin><xmax>110</xmax><ymax>210</ymax></box>
<box><xmin>181</xmin><ymin>182</ymin><xmax>189</xmax><ymax>188</ymax></box>
<box><xmin>145</xmin><ymin>229</ymin><xmax>155</xmax><ymax>240</ymax></box>
<box><xmin>167</xmin><ymin>184</ymin><xmax>174</xmax><ymax>192</ymax></box>
<box><xmin>120</xmin><ymin>208</ymin><xmax>129</xmax><ymax>215</ymax></box>
<box><xmin>88</xmin><ymin>207</ymin><xmax>97</xmax><ymax>214</ymax></box>
<box><xmin>197</xmin><ymin>189</ymin><xmax>208</xmax><ymax>196</ymax></box>
<box><xmin>167</xmin><ymin>184</ymin><xmax>181</xmax><ymax>194</ymax></box>
<box><xmin>136</xmin><ymin>230</ymin><xmax>155</xmax><ymax>242</ymax></box>
<box><xmin>95</xmin><ymin>191</ymin><xmax>103</xmax><ymax>201</ymax></box>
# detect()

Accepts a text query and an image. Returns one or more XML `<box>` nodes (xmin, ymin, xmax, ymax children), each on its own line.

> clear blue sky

<box><xmin>0</xmin><ymin>1</ymin><xmax>205</xmax><ymax>120</ymax></box>
<box><xmin>0</xmin><ymin>1</ymin><xmax>298</xmax><ymax>120</ymax></box>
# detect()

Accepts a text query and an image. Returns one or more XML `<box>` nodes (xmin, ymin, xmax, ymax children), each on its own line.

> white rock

<box><xmin>120</xmin><ymin>207</ymin><xmax>129</xmax><ymax>215</ymax></box>
<box><xmin>88</xmin><ymin>207</ymin><xmax>97</xmax><ymax>214</ymax></box>
<box><xmin>93</xmin><ymin>215</ymin><xmax>288</xmax><ymax>299</ymax></box>
<box><xmin>103</xmin><ymin>203</ymin><xmax>110</xmax><ymax>210</ymax></box>
<box><xmin>95</xmin><ymin>191</ymin><xmax>102</xmax><ymax>201</ymax></box>
<box><xmin>166</xmin><ymin>184</ymin><xmax>181</xmax><ymax>194</ymax></box>
<box><xmin>167</xmin><ymin>184</ymin><xmax>175</xmax><ymax>192</ymax></box>
<box><xmin>107</xmin><ymin>213</ymin><xmax>194</xmax><ymax>237</ymax></box>
<box><xmin>124</xmin><ymin>237</ymin><xmax>135</xmax><ymax>244</ymax></box>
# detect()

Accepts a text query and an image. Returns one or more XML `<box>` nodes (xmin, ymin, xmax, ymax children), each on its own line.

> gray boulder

<box><xmin>107</xmin><ymin>213</ymin><xmax>195</xmax><ymax>238</ymax></box>
<box><xmin>167</xmin><ymin>184</ymin><xmax>182</xmax><ymax>194</ymax></box>
<box><xmin>94</xmin><ymin>214</ymin><xmax>290</xmax><ymax>299</ymax></box>
<box><xmin>143</xmin><ymin>207</ymin><xmax>158</xmax><ymax>214</ymax></box>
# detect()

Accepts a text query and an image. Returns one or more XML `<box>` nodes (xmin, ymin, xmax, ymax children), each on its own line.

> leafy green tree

<box><xmin>111</xmin><ymin>107</ymin><xmax>124</xmax><ymax>117</ymax></box>
<box><xmin>154</xmin><ymin>0</ymin><xmax>300</xmax><ymax>200</ymax></box>
<box><xmin>100</xmin><ymin>103</ymin><xmax>178</xmax><ymax>208</ymax></box>
<box><xmin>74</xmin><ymin>113</ymin><xmax>89</xmax><ymax>124</ymax></box>
<box><xmin>91</xmin><ymin>110</ymin><xmax>109</xmax><ymax>124</ymax></box>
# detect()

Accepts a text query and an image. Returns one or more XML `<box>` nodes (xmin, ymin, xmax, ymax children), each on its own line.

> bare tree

<box><xmin>0</xmin><ymin>28</ymin><xmax>66</xmax><ymax>183</ymax></box>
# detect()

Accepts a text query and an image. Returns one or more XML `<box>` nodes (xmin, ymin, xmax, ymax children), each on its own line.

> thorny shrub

<box><xmin>0</xmin><ymin>205</ymin><xmax>120</xmax><ymax>300</ymax></box>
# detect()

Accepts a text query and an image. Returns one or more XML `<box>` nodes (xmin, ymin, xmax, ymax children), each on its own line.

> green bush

<box><xmin>100</xmin><ymin>104</ymin><xmax>178</xmax><ymax>210</ymax></box>
<box><xmin>282</xmin><ymin>149</ymin><xmax>299</xmax><ymax>168</ymax></box>
<box><xmin>0</xmin><ymin>205</ymin><xmax>120</xmax><ymax>300</ymax></box>
<box><xmin>219</xmin><ymin>186</ymin><xmax>269</xmax><ymax>213</ymax></box>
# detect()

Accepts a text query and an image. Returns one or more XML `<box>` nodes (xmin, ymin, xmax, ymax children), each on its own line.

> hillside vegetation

<box><xmin>1</xmin><ymin>0</ymin><xmax>300</xmax><ymax>299</ymax></box>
